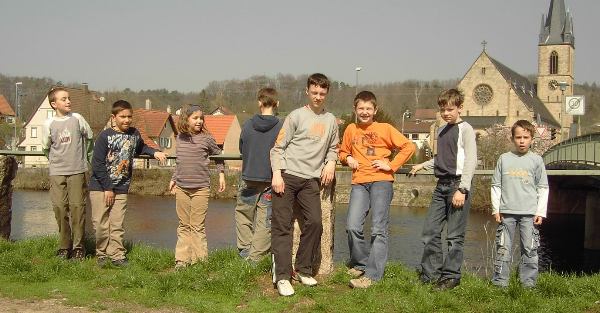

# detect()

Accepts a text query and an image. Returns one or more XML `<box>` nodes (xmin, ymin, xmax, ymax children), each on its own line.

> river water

<box><xmin>10</xmin><ymin>190</ymin><xmax>598</xmax><ymax>275</ymax></box>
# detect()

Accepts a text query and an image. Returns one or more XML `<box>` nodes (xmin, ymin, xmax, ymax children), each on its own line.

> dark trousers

<box><xmin>271</xmin><ymin>172</ymin><xmax>323</xmax><ymax>282</ymax></box>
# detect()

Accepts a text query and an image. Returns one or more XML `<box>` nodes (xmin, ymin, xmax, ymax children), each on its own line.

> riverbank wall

<box><xmin>15</xmin><ymin>168</ymin><xmax>492</xmax><ymax>210</ymax></box>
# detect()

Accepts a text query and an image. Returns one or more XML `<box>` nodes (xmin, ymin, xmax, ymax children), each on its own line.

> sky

<box><xmin>0</xmin><ymin>0</ymin><xmax>598</xmax><ymax>92</ymax></box>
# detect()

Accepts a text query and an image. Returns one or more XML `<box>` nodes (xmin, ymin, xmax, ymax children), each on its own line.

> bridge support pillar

<box><xmin>585</xmin><ymin>190</ymin><xmax>600</xmax><ymax>250</ymax></box>
<box><xmin>0</xmin><ymin>156</ymin><xmax>17</xmax><ymax>240</ymax></box>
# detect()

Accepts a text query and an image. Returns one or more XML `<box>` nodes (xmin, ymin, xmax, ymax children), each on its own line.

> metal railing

<box><xmin>542</xmin><ymin>133</ymin><xmax>600</xmax><ymax>168</ymax></box>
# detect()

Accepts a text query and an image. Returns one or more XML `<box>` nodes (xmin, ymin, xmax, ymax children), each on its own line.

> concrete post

<box><xmin>0</xmin><ymin>156</ymin><xmax>18</xmax><ymax>240</ymax></box>
<box><xmin>291</xmin><ymin>179</ymin><xmax>336</xmax><ymax>275</ymax></box>
<box><xmin>584</xmin><ymin>190</ymin><xmax>600</xmax><ymax>250</ymax></box>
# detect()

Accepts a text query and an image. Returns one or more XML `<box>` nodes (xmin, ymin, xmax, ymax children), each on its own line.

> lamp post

<box><xmin>401</xmin><ymin>109</ymin><xmax>411</xmax><ymax>135</ymax></box>
<box><xmin>355</xmin><ymin>66</ymin><xmax>362</xmax><ymax>95</ymax></box>
<box><xmin>558</xmin><ymin>81</ymin><xmax>571</xmax><ymax>137</ymax></box>
<box><xmin>13</xmin><ymin>82</ymin><xmax>22</xmax><ymax>150</ymax></box>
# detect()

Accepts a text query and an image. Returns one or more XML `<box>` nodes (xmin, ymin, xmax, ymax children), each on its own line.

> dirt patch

<box><xmin>0</xmin><ymin>297</ymin><xmax>190</xmax><ymax>313</ymax></box>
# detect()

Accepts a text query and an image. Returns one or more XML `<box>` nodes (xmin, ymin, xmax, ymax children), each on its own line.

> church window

<box><xmin>496</xmin><ymin>110</ymin><xmax>499</xmax><ymax>116</ymax></box>
<box><xmin>473</xmin><ymin>84</ymin><xmax>493</xmax><ymax>105</ymax></box>
<box><xmin>550</xmin><ymin>51</ymin><xmax>558</xmax><ymax>74</ymax></box>
<box><xmin>466</xmin><ymin>110</ymin><xmax>470</xmax><ymax>116</ymax></box>
<box><xmin>481</xmin><ymin>67</ymin><xmax>486</xmax><ymax>75</ymax></box>
<box><xmin>517</xmin><ymin>110</ymin><xmax>520</xmax><ymax>116</ymax></box>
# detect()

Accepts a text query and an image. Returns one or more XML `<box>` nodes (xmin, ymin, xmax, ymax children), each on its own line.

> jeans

<box><xmin>346</xmin><ymin>181</ymin><xmax>393</xmax><ymax>281</ymax></box>
<box><xmin>491</xmin><ymin>214</ymin><xmax>540</xmax><ymax>287</ymax></box>
<box><xmin>235</xmin><ymin>180</ymin><xmax>273</xmax><ymax>262</ymax></box>
<box><xmin>419</xmin><ymin>180</ymin><xmax>471</xmax><ymax>281</ymax></box>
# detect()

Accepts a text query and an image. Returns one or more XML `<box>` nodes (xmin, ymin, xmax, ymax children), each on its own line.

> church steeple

<box><xmin>539</xmin><ymin>0</ymin><xmax>575</xmax><ymax>46</ymax></box>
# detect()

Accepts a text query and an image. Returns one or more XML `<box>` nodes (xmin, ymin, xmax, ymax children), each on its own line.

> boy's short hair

<box><xmin>47</xmin><ymin>87</ymin><xmax>68</xmax><ymax>107</ymax></box>
<box><xmin>257</xmin><ymin>88</ymin><xmax>278</xmax><ymax>108</ymax></box>
<box><xmin>112</xmin><ymin>100</ymin><xmax>133</xmax><ymax>115</ymax></box>
<box><xmin>307</xmin><ymin>73</ymin><xmax>330</xmax><ymax>91</ymax></box>
<box><xmin>437</xmin><ymin>88</ymin><xmax>464</xmax><ymax>108</ymax></box>
<box><xmin>354</xmin><ymin>90</ymin><xmax>377</xmax><ymax>108</ymax></box>
<box><xmin>511</xmin><ymin>120</ymin><xmax>536</xmax><ymax>138</ymax></box>
<box><xmin>177</xmin><ymin>104</ymin><xmax>208</xmax><ymax>135</ymax></box>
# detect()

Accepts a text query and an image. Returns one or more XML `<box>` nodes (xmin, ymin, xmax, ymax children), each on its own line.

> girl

<box><xmin>169</xmin><ymin>104</ymin><xmax>225</xmax><ymax>269</ymax></box>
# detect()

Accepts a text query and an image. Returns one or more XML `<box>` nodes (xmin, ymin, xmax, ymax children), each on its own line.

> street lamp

<box><xmin>13</xmin><ymin>82</ymin><xmax>22</xmax><ymax>150</ymax></box>
<box><xmin>355</xmin><ymin>66</ymin><xmax>362</xmax><ymax>95</ymax></box>
<box><xmin>558</xmin><ymin>81</ymin><xmax>572</xmax><ymax>137</ymax></box>
<box><xmin>401</xmin><ymin>109</ymin><xmax>411</xmax><ymax>135</ymax></box>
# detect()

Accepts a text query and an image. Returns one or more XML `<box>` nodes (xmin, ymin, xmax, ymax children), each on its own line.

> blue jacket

<box><xmin>240</xmin><ymin>114</ymin><xmax>282</xmax><ymax>182</ymax></box>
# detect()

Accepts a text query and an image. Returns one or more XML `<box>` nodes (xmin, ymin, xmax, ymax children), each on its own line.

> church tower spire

<box><xmin>539</xmin><ymin>0</ymin><xmax>575</xmax><ymax>46</ymax></box>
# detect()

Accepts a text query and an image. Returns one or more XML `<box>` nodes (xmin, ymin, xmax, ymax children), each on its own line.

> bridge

<box><xmin>542</xmin><ymin>133</ymin><xmax>600</xmax><ymax>250</ymax></box>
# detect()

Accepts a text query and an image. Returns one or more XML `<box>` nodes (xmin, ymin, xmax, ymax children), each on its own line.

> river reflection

<box><xmin>10</xmin><ymin>191</ymin><xmax>598</xmax><ymax>274</ymax></box>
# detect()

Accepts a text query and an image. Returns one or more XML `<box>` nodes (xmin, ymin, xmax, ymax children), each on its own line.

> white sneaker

<box><xmin>277</xmin><ymin>280</ymin><xmax>295</xmax><ymax>296</ymax></box>
<box><xmin>293</xmin><ymin>272</ymin><xmax>318</xmax><ymax>286</ymax></box>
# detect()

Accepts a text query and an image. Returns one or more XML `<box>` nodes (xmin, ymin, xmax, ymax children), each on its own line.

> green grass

<box><xmin>1</xmin><ymin>237</ymin><xmax>599</xmax><ymax>313</ymax></box>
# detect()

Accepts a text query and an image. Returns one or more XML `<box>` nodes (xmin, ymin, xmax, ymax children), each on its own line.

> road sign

<box><xmin>536</xmin><ymin>127</ymin><xmax>546</xmax><ymax>137</ymax></box>
<box><xmin>566</xmin><ymin>96</ymin><xmax>585</xmax><ymax>115</ymax></box>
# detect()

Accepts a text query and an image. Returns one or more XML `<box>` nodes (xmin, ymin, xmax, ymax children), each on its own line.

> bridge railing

<box><xmin>543</xmin><ymin>133</ymin><xmax>600</xmax><ymax>168</ymax></box>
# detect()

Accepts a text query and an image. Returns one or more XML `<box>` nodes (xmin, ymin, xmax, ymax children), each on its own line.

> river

<box><xmin>9</xmin><ymin>190</ymin><xmax>598</xmax><ymax>274</ymax></box>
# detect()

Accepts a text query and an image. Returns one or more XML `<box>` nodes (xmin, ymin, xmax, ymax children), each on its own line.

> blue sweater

<box><xmin>240</xmin><ymin>114</ymin><xmax>282</xmax><ymax>182</ymax></box>
<box><xmin>89</xmin><ymin>127</ymin><xmax>157</xmax><ymax>194</ymax></box>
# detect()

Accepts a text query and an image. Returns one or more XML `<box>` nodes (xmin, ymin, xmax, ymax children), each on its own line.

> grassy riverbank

<box><xmin>0</xmin><ymin>237</ymin><xmax>599</xmax><ymax>313</ymax></box>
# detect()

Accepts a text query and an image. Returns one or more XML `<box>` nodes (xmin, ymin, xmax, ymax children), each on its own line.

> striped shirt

<box><xmin>172</xmin><ymin>132</ymin><xmax>224</xmax><ymax>189</ymax></box>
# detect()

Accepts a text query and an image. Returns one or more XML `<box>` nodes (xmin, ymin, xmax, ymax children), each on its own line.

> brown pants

<box><xmin>90</xmin><ymin>191</ymin><xmax>128</xmax><ymax>260</ymax></box>
<box><xmin>49</xmin><ymin>173</ymin><xmax>87</xmax><ymax>251</ymax></box>
<box><xmin>175</xmin><ymin>186</ymin><xmax>209</xmax><ymax>264</ymax></box>
<box><xmin>271</xmin><ymin>172</ymin><xmax>322</xmax><ymax>282</ymax></box>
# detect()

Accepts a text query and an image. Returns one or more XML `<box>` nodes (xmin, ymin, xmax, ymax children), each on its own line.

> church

<box><xmin>458</xmin><ymin>0</ymin><xmax>575</xmax><ymax>140</ymax></box>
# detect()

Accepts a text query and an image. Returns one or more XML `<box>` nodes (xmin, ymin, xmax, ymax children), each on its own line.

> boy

<box><xmin>270</xmin><ymin>73</ymin><xmax>339</xmax><ymax>296</ymax></box>
<box><xmin>89</xmin><ymin>100</ymin><xmax>167</xmax><ymax>267</ymax></box>
<box><xmin>491</xmin><ymin>120</ymin><xmax>548</xmax><ymax>288</ymax></box>
<box><xmin>339</xmin><ymin>91</ymin><xmax>415</xmax><ymax>288</ymax></box>
<box><xmin>235</xmin><ymin>88</ymin><xmax>282</xmax><ymax>262</ymax></box>
<box><xmin>42</xmin><ymin>87</ymin><xmax>93</xmax><ymax>260</ymax></box>
<box><xmin>409</xmin><ymin>88</ymin><xmax>477</xmax><ymax>290</ymax></box>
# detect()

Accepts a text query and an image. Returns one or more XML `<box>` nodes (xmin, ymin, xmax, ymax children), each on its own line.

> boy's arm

<box><xmin>535</xmin><ymin>158</ymin><xmax>550</xmax><ymax>218</ymax></box>
<box><xmin>91</xmin><ymin>134</ymin><xmax>113</xmax><ymax>191</ymax></box>
<box><xmin>74</xmin><ymin>113</ymin><xmax>94</xmax><ymax>161</ymax></box>
<box><xmin>338</xmin><ymin>125</ymin><xmax>353</xmax><ymax>165</ymax></box>
<box><xmin>41</xmin><ymin>119</ymin><xmax>53</xmax><ymax>158</ymax></box>
<box><xmin>207</xmin><ymin>135</ymin><xmax>225</xmax><ymax>173</ymax></box>
<box><xmin>459</xmin><ymin>125</ymin><xmax>478</xmax><ymax>191</ymax></box>
<box><xmin>388</xmin><ymin>126</ymin><xmax>416</xmax><ymax>171</ymax></box>
<box><xmin>321</xmin><ymin>119</ymin><xmax>339</xmax><ymax>185</ymax></box>
<box><xmin>491</xmin><ymin>156</ymin><xmax>502</xmax><ymax>215</ymax></box>
<box><xmin>270</xmin><ymin>115</ymin><xmax>295</xmax><ymax>173</ymax></box>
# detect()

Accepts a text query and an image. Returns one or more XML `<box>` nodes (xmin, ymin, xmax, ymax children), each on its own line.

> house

<box><xmin>0</xmin><ymin>95</ymin><xmax>15</xmax><ymax>123</ymax></box>
<box><xmin>130</xmin><ymin>108</ymin><xmax>178</xmax><ymax>168</ymax></box>
<box><xmin>210</xmin><ymin>106</ymin><xmax>234</xmax><ymax>116</ymax></box>
<box><xmin>19</xmin><ymin>84</ymin><xmax>111</xmax><ymax>167</ymax></box>
<box><xmin>457</xmin><ymin>0</ymin><xmax>573</xmax><ymax>139</ymax></box>
<box><xmin>403</xmin><ymin>108</ymin><xmax>437</xmax><ymax>143</ymax></box>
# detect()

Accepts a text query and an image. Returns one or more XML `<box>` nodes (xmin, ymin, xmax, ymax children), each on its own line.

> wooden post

<box><xmin>0</xmin><ymin>156</ymin><xmax>18</xmax><ymax>240</ymax></box>
<box><xmin>291</xmin><ymin>179</ymin><xmax>336</xmax><ymax>275</ymax></box>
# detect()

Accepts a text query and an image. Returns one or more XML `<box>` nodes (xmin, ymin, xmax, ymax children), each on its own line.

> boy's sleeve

<box><xmin>491</xmin><ymin>155</ymin><xmax>503</xmax><ymax>215</ymax></box>
<box><xmin>338</xmin><ymin>125</ymin><xmax>353</xmax><ymax>164</ymax></box>
<box><xmin>388</xmin><ymin>125</ymin><xmax>416</xmax><ymax>172</ymax></box>
<box><xmin>74</xmin><ymin>113</ymin><xmax>94</xmax><ymax>161</ymax></box>
<box><xmin>41</xmin><ymin>119</ymin><xmax>52</xmax><ymax>158</ymax></box>
<box><xmin>135</xmin><ymin>130</ymin><xmax>158</xmax><ymax>157</ymax></box>
<box><xmin>325</xmin><ymin>118</ymin><xmax>339</xmax><ymax>164</ymax></box>
<box><xmin>270</xmin><ymin>114</ymin><xmax>296</xmax><ymax>172</ymax></box>
<box><xmin>535</xmin><ymin>157</ymin><xmax>549</xmax><ymax>217</ymax></box>
<box><xmin>459</xmin><ymin>124</ymin><xmax>478</xmax><ymax>191</ymax></box>
<box><xmin>91</xmin><ymin>133</ymin><xmax>113</xmax><ymax>191</ymax></box>
<box><xmin>207</xmin><ymin>135</ymin><xmax>225</xmax><ymax>172</ymax></box>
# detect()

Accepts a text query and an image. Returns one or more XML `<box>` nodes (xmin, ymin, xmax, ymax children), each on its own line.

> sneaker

<box><xmin>293</xmin><ymin>271</ymin><xmax>318</xmax><ymax>286</ymax></box>
<box><xmin>435</xmin><ymin>278</ymin><xmax>460</xmax><ymax>291</ymax></box>
<box><xmin>56</xmin><ymin>249</ymin><xmax>70</xmax><ymax>260</ymax></box>
<box><xmin>97</xmin><ymin>257</ymin><xmax>109</xmax><ymax>267</ymax></box>
<box><xmin>349</xmin><ymin>276</ymin><xmax>373</xmax><ymax>289</ymax></box>
<box><xmin>71</xmin><ymin>249</ymin><xmax>85</xmax><ymax>261</ymax></box>
<box><xmin>111</xmin><ymin>258</ymin><xmax>129</xmax><ymax>267</ymax></box>
<box><xmin>174</xmin><ymin>261</ymin><xmax>188</xmax><ymax>271</ymax></box>
<box><xmin>276</xmin><ymin>280</ymin><xmax>295</xmax><ymax>296</ymax></box>
<box><xmin>347</xmin><ymin>268</ymin><xmax>365</xmax><ymax>278</ymax></box>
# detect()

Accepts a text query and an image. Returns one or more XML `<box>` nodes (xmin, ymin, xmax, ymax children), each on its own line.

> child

<box><xmin>169</xmin><ymin>104</ymin><xmax>225</xmax><ymax>269</ymax></box>
<box><xmin>235</xmin><ymin>88</ymin><xmax>282</xmax><ymax>262</ymax></box>
<box><xmin>89</xmin><ymin>100</ymin><xmax>167</xmax><ymax>267</ymax></box>
<box><xmin>409</xmin><ymin>88</ymin><xmax>477</xmax><ymax>290</ymax></box>
<box><xmin>339</xmin><ymin>91</ymin><xmax>415</xmax><ymax>288</ymax></box>
<box><xmin>491</xmin><ymin>120</ymin><xmax>548</xmax><ymax>288</ymax></box>
<box><xmin>270</xmin><ymin>73</ymin><xmax>339</xmax><ymax>296</ymax></box>
<box><xmin>42</xmin><ymin>87</ymin><xmax>93</xmax><ymax>260</ymax></box>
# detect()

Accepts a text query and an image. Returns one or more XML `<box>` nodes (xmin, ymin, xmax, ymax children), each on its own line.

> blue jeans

<box><xmin>346</xmin><ymin>181</ymin><xmax>393</xmax><ymax>281</ymax></box>
<box><xmin>491</xmin><ymin>214</ymin><xmax>540</xmax><ymax>287</ymax></box>
<box><xmin>419</xmin><ymin>180</ymin><xmax>471</xmax><ymax>281</ymax></box>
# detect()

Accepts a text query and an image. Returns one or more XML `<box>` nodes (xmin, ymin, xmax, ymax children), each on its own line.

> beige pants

<box><xmin>234</xmin><ymin>180</ymin><xmax>272</xmax><ymax>261</ymax></box>
<box><xmin>90</xmin><ymin>191</ymin><xmax>128</xmax><ymax>260</ymax></box>
<box><xmin>175</xmin><ymin>186</ymin><xmax>209</xmax><ymax>264</ymax></box>
<box><xmin>49</xmin><ymin>173</ymin><xmax>87</xmax><ymax>251</ymax></box>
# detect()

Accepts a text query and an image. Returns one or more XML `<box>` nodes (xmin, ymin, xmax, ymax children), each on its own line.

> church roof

<box><xmin>487</xmin><ymin>55</ymin><xmax>561</xmax><ymax>128</ymax></box>
<box><xmin>539</xmin><ymin>0</ymin><xmax>574</xmax><ymax>46</ymax></box>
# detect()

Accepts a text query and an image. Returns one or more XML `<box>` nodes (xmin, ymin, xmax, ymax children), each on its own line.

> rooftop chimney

<box><xmin>145</xmin><ymin>98</ymin><xmax>151</xmax><ymax>110</ymax></box>
<box><xmin>82</xmin><ymin>83</ymin><xmax>89</xmax><ymax>93</ymax></box>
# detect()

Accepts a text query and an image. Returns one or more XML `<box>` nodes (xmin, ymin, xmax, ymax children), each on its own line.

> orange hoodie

<box><xmin>339</xmin><ymin>122</ymin><xmax>415</xmax><ymax>184</ymax></box>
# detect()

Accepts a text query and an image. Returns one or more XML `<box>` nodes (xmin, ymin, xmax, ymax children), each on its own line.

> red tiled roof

<box><xmin>403</xmin><ymin>120</ymin><xmax>434</xmax><ymax>133</ymax></box>
<box><xmin>131</xmin><ymin>108</ymin><xmax>176</xmax><ymax>149</ymax></box>
<box><xmin>414</xmin><ymin>109</ymin><xmax>437</xmax><ymax>120</ymax></box>
<box><xmin>0</xmin><ymin>95</ymin><xmax>15</xmax><ymax>116</ymax></box>
<box><xmin>204</xmin><ymin>115</ymin><xmax>235</xmax><ymax>145</ymax></box>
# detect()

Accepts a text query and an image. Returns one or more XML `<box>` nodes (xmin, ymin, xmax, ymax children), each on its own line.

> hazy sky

<box><xmin>1</xmin><ymin>0</ymin><xmax>598</xmax><ymax>92</ymax></box>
